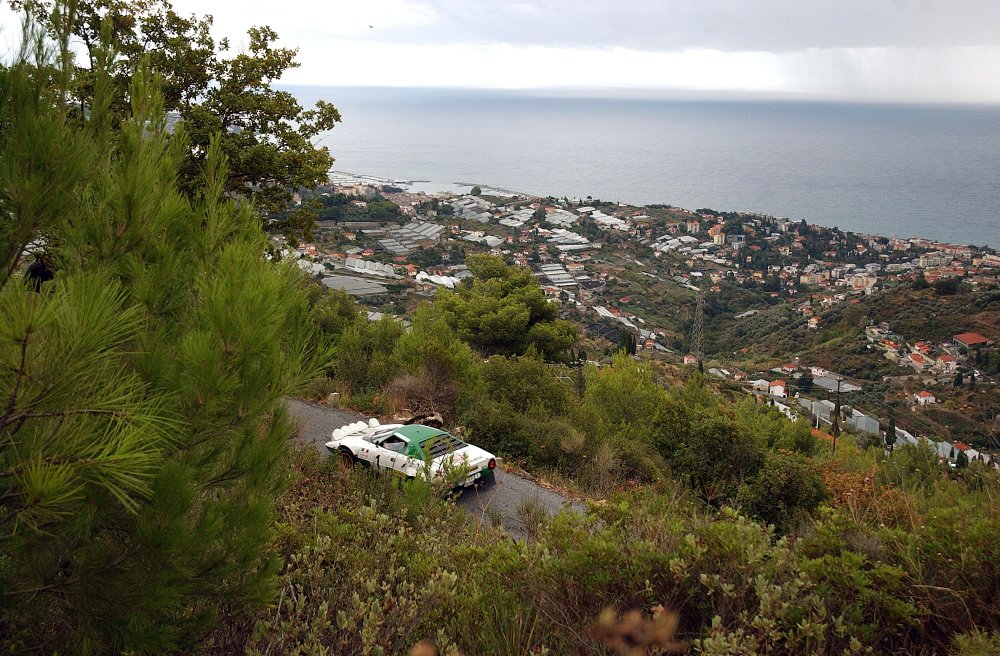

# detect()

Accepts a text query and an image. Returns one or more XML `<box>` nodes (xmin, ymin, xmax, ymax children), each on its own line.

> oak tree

<box><xmin>13</xmin><ymin>0</ymin><xmax>341</xmax><ymax>241</ymax></box>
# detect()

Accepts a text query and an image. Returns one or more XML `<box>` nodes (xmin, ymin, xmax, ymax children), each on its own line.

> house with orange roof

<box><xmin>954</xmin><ymin>332</ymin><xmax>992</xmax><ymax>348</ymax></box>
<box><xmin>935</xmin><ymin>353</ymin><xmax>957</xmax><ymax>373</ymax></box>
<box><xmin>769</xmin><ymin>380</ymin><xmax>787</xmax><ymax>398</ymax></box>
<box><xmin>908</xmin><ymin>352</ymin><xmax>928</xmax><ymax>372</ymax></box>
<box><xmin>880</xmin><ymin>339</ymin><xmax>900</xmax><ymax>352</ymax></box>
<box><xmin>913</xmin><ymin>390</ymin><xmax>936</xmax><ymax>406</ymax></box>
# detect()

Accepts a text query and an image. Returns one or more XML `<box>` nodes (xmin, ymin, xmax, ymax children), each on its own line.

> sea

<box><xmin>285</xmin><ymin>86</ymin><xmax>1000</xmax><ymax>248</ymax></box>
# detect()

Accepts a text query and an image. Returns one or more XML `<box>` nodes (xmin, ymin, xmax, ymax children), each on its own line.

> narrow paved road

<box><xmin>285</xmin><ymin>398</ymin><xmax>583</xmax><ymax>539</ymax></box>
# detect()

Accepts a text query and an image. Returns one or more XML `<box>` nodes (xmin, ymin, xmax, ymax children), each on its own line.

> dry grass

<box><xmin>515</xmin><ymin>495</ymin><xmax>548</xmax><ymax>541</ymax></box>
<box><xmin>588</xmin><ymin>606</ymin><xmax>687</xmax><ymax>656</ymax></box>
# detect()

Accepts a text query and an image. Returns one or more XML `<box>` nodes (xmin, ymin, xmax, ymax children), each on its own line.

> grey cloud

<box><xmin>375</xmin><ymin>0</ymin><xmax>1000</xmax><ymax>52</ymax></box>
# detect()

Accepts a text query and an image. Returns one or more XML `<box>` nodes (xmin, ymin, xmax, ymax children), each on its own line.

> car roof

<box><xmin>393</xmin><ymin>424</ymin><xmax>447</xmax><ymax>442</ymax></box>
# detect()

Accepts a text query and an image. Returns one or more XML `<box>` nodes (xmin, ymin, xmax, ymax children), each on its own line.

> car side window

<box><xmin>380</xmin><ymin>435</ymin><xmax>407</xmax><ymax>453</ymax></box>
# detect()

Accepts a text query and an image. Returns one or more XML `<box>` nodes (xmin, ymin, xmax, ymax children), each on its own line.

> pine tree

<box><xmin>1</xmin><ymin>26</ymin><xmax>329</xmax><ymax>653</ymax></box>
<box><xmin>618</xmin><ymin>330</ymin><xmax>637</xmax><ymax>356</ymax></box>
<box><xmin>884</xmin><ymin>404</ymin><xmax>896</xmax><ymax>452</ymax></box>
<box><xmin>955</xmin><ymin>370</ymin><xmax>964</xmax><ymax>386</ymax></box>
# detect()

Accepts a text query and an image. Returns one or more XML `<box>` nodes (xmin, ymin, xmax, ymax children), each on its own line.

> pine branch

<box><xmin>2</xmin><ymin>548</ymin><xmax>133</xmax><ymax>598</ymax></box>
<box><xmin>4</xmin><ymin>407</ymin><xmax>136</xmax><ymax>426</ymax></box>
<box><xmin>2</xmin><ymin>323</ymin><xmax>33</xmax><ymax>425</ymax></box>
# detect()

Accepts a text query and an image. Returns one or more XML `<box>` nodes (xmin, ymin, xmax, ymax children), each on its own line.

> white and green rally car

<box><xmin>325</xmin><ymin>419</ymin><xmax>497</xmax><ymax>488</ymax></box>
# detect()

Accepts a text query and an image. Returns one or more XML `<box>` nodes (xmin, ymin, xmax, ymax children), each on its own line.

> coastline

<box><xmin>328</xmin><ymin>169</ymin><xmax>995</xmax><ymax>251</ymax></box>
<box><xmin>302</xmin><ymin>87</ymin><xmax>1000</xmax><ymax>249</ymax></box>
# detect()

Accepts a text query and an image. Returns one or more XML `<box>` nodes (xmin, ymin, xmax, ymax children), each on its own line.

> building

<box><xmin>913</xmin><ymin>390</ymin><xmax>936</xmax><ymax>406</ymax></box>
<box><xmin>954</xmin><ymin>332</ymin><xmax>992</xmax><ymax>349</ymax></box>
<box><xmin>813</xmin><ymin>376</ymin><xmax>862</xmax><ymax>393</ymax></box>
<box><xmin>935</xmin><ymin>354</ymin><xmax>957</xmax><ymax>373</ymax></box>
<box><xmin>847</xmin><ymin>409</ymin><xmax>880</xmax><ymax>436</ymax></box>
<box><xmin>880</xmin><ymin>339</ymin><xmax>900</xmax><ymax>353</ymax></box>
<box><xmin>953</xmin><ymin>442</ymin><xmax>973</xmax><ymax>457</ymax></box>
<box><xmin>321</xmin><ymin>275</ymin><xmax>388</xmax><ymax>296</ymax></box>
<box><xmin>769</xmin><ymin>380</ymin><xmax>787</xmax><ymax>398</ymax></box>
<box><xmin>908</xmin><ymin>352</ymin><xmax>929</xmax><ymax>372</ymax></box>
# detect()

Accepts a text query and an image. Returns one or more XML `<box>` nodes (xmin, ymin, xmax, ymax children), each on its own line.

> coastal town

<box><xmin>277</xmin><ymin>175</ymin><xmax>1000</xmax><ymax>468</ymax></box>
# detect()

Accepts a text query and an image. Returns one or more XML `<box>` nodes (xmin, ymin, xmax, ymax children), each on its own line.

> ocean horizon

<box><xmin>287</xmin><ymin>86</ymin><xmax>1000</xmax><ymax>248</ymax></box>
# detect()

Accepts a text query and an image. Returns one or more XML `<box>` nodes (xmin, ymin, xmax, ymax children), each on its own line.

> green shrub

<box><xmin>736</xmin><ymin>449</ymin><xmax>829</xmax><ymax>533</ymax></box>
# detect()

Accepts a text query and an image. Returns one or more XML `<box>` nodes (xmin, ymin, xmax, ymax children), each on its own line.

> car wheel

<box><xmin>338</xmin><ymin>449</ymin><xmax>356</xmax><ymax>469</ymax></box>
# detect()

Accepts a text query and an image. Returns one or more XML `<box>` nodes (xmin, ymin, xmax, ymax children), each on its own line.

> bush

<box><xmin>737</xmin><ymin>450</ymin><xmax>829</xmax><ymax>533</ymax></box>
<box><xmin>933</xmin><ymin>277</ymin><xmax>961</xmax><ymax>295</ymax></box>
<box><xmin>219</xmin><ymin>442</ymin><xmax>1000</xmax><ymax>656</ymax></box>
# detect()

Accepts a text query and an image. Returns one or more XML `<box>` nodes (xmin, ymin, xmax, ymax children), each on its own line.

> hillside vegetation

<box><xmin>708</xmin><ymin>284</ymin><xmax>998</xmax><ymax>366</ymax></box>
<box><xmin>3</xmin><ymin>7</ymin><xmax>1000</xmax><ymax>656</ymax></box>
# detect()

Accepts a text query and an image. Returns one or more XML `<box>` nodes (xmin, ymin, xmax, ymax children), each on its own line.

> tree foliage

<box><xmin>884</xmin><ymin>403</ymin><xmax>896</xmax><ymax>451</ymax></box>
<box><xmin>15</xmin><ymin>0</ymin><xmax>342</xmax><ymax>240</ymax></box>
<box><xmin>1</xmin><ymin>33</ymin><xmax>329</xmax><ymax>652</ymax></box>
<box><xmin>736</xmin><ymin>449</ymin><xmax>828</xmax><ymax>532</ymax></box>
<box><xmin>436</xmin><ymin>255</ymin><xmax>577</xmax><ymax>361</ymax></box>
<box><xmin>932</xmin><ymin>276</ymin><xmax>961</xmax><ymax>296</ymax></box>
<box><xmin>617</xmin><ymin>329</ymin><xmax>638</xmax><ymax>355</ymax></box>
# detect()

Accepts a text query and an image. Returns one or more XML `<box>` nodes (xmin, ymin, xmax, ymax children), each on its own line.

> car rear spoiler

<box><xmin>331</xmin><ymin>417</ymin><xmax>381</xmax><ymax>440</ymax></box>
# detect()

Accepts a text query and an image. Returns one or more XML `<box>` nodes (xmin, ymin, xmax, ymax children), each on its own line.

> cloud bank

<box><xmin>6</xmin><ymin>0</ymin><xmax>999</xmax><ymax>102</ymax></box>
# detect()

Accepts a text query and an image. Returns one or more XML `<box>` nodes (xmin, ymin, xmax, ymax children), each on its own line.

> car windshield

<box><xmin>380</xmin><ymin>435</ymin><xmax>408</xmax><ymax>452</ymax></box>
<box><xmin>419</xmin><ymin>432</ymin><xmax>467</xmax><ymax>459</ymax></box>
<box><xmin>363</xmin><ymin>428</ymin><xmax>398</xmax><ymax>444</ymax></box>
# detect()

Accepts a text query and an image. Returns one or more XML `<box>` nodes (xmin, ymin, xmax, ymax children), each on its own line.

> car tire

<box><xmin>338</xmin><ymin>449</ymin><xmax>356</xmax><ymax>469</ymax></box>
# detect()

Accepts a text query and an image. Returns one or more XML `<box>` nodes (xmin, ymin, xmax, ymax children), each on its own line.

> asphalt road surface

<box><xmin>285</xmin><ymin>398</ymin><xmax>583</xmax><ymax>539</ymax></box>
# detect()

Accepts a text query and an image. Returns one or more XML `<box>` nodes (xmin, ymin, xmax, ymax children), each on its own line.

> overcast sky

<box><xmin>7</xmin><ymin>0</ymin><xmax>1000</xmax><ymax>101</ymax></box>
